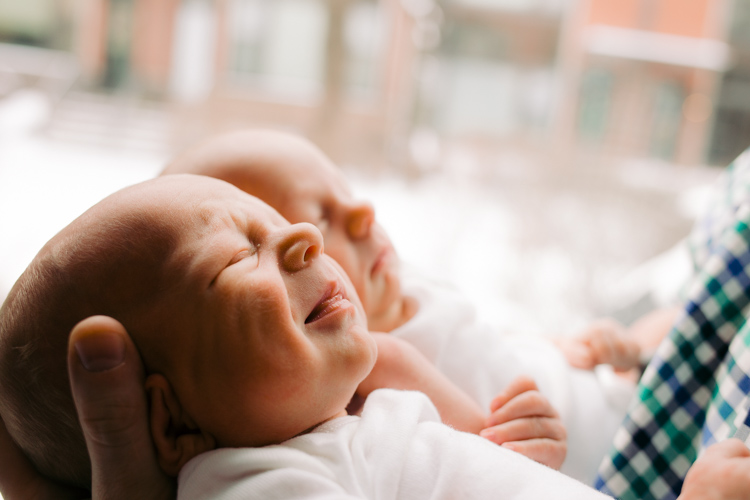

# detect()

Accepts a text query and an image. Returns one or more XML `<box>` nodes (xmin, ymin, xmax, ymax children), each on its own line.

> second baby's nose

<box><xmin>346</xmin><ymin>202</ymin><xmax>375</xmax><ymax>240</ymax></box>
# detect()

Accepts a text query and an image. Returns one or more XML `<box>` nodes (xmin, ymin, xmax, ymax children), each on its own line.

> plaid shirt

<box><xmin>595</xmin><ymin>148</ymin><xmax>750</xmax><ymax>499</ymax></box>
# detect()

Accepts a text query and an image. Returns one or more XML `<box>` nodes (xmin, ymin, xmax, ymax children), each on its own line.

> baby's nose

<box><xmin>280</xmin><ymin>222</ymin><xmax>324</xmax><ymax>272</ymax></box>
<box><xmin>346</xmin><ymin>201</ymin><xmax>375</xmax><ymax>240</ymax></box>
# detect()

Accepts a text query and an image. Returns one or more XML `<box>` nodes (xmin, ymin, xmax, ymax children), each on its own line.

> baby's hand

<box><xmin>480</xmin><ymin>376</ymin><xmax>567</xmax><ymax>470</ymax></box>
<box><xmin>555</xmin><ymin>318</ymin><xmax>641</xmax><ymax>372</ymax></box>
<box><xmin>678</xmin><ymin>439</ymin><xmax>750</xmax><ymax>500</ymax></box>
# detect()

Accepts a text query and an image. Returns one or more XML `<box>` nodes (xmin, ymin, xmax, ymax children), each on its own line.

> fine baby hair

<box><xmin>0</xmin><ymin>177</ymin><xmax>183</xmax><ymax>488</ymax></box>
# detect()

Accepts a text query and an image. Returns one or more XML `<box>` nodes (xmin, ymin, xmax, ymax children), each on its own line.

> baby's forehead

<box><xmin>61</xmin><ymin>175</ymin><xmax>234</xmax><ymax>255</ymax></box>
<box><xmin>192</xmin><ymin>189</ymin><xmax>288</xmax><ymax>230</ymax></box>
<box><xmin>75</xmin><ymin>175</ymin><xmax>288</xmax><ymax>259</ymax></box>
<box><xmin>129</xmin><ymin>174</ymin><xmax>283</xmax><ymax>227</ymax></box>
<box><xmin>273</xmin><ymin>161</ymin><xmax>351</xmax><ymax>203</ymax></box>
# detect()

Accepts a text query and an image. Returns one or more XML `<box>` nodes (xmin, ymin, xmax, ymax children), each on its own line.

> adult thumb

<box><xmin>68</xmin><ymin>316</ymin><xmax>175</xmax><ymax>500</ymax></box>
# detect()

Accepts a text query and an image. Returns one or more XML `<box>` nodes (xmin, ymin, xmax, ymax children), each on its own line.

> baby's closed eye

<box><xmin>209</xmin><ymin>247</ymin><xmax>258</xmax><ymax>287</ymax></box>
<box><xmin>228</xmin><ymin>249</ymin><xmax>253</xmax><ymax>266</ymax></box>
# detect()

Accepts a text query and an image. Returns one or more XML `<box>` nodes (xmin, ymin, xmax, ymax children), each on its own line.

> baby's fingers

<box><xmin>497</xmin><ymin>439</ymin><xmax>567</xmax><ymax>470</ymax></box>
<box><xmin>554</xmin><ymin>338</ymin><xmax>595</xmax><ymax>370</ymax></box>
<box><xmin>489</xmin><ymin>376</ymin><xmax>539</xmax><ymax>413</ymax></box>
<box><xmin>487</xmin><ymin>389</ymin><xmax>558</xmax><ymax>427</ymax></box>
<box><xmin>480</xmin><ymin>416</ymin><xmax>566</xmax><ymax>445</ymax></box>
<box><xmin>586</xmin><ymin>327</ymin><xmax>640</xmax><ymax>370</ymax></box>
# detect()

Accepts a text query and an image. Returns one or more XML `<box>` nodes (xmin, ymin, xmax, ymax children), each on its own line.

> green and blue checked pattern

<box><xmin>700</xmin><ymin>320</ymin><xmax>750</xmax><ymax>446</ymax></box>
<box><xmin>595</xmin><ymin>148</ymin><xmax>750</xmax><ymax>500</ymax></box>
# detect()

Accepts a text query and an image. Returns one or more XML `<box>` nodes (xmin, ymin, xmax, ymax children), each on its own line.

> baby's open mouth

<box><xmin>305</xmin><ymin>282</ymin><xmax>347</xmax><ymax>324</ymax></box>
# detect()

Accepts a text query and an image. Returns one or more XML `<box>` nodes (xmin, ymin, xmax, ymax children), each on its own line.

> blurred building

<box><xmin>558</xmin><ymin>0</ymin><xmax>738</xmax><ymax>166</ymax></box>
<box><xmin>0</xmin><ymin>0</ymin><xmax>419</xmax><ymax>167</ymax></box>
<box><xmin>0</xmin><ymin>0</ymin><xmax>748</xmax><ymax>168</ymax></box>
<box><xmin>414</xmin><ymin>0</ymin><xmax>742</xmax><ymax>168</ymax></box>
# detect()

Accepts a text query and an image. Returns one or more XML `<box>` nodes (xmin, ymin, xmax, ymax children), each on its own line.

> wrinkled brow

<box><xmin>192</xmin><ymin>200</ymin><xmax>242</xmax><ymax>234</ymax></box>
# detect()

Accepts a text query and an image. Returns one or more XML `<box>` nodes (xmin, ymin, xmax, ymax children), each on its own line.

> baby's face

<box><xmin>137</xmin><ymin>176</ymin><xmax>376</xmax><ymax>447</ymax></box>
<box><xmin>175</xmin><ymin>133</ymin><xmax>404</xmax><ymax>331</ymax></box>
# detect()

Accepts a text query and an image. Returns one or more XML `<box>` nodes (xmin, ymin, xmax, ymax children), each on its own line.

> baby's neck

<box><xmin>295</xmin><ymin>409</ymin><xmax>350</xmax><ymax>439</ymax></box>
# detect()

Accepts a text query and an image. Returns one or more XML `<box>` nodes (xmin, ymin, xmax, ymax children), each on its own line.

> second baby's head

<box><xmin>163</xmin><ymin>130</ymin><xmax>409</xmax><ymax>332</ymax></box>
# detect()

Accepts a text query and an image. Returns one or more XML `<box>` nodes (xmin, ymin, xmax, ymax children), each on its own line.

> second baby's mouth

<box><xmin>305</xmin><ymin>282</ymin><xmax>347</xmax><ymax>324</ymax></box>
<box><xmin>371</xmin><ymin>245</ymin><xmax>393</xmax><ymax>278</ymax></box>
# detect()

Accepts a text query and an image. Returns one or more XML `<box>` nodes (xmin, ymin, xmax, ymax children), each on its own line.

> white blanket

<box><xmin>178</xmin><ymin>390</ymin><xmax>612</xmax><ymax>500</ymax></box>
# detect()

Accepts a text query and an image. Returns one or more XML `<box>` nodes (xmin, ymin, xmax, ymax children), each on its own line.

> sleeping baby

<box><xmin>0</xmin><ymin>175</ymin><xmax>744</xmax><ymax>499</ymax></box>
<box><xmin>0</xmin><ymin>175</ymin><xmax>574</xmax><ymax>497</ymax></box>
<box><xmin>163</xmin><ymin>129</ymin><xmax>648</xmax><ymax>483</ymax></box>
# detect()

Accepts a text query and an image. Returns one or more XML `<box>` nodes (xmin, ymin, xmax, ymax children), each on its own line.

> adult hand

<box><xmin>678</xmin><ymin>439</ymin><xmax>750</xmax><ymax>500</ymax></box>
<box><xmin>480</xmin><ymin>376</ymin><xmax>567</xmax><ymax>470</ymax></box>
<box><xmin>0</xmin><ymin>316</ymin><xmax>174</xmax><ymax>500</ymax></box>
<box><xmin>68</xmin><ymin>315</ymin><xmax>176</xmax><ymax>500</ymax></box>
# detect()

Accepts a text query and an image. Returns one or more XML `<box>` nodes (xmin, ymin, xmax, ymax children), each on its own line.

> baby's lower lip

<box><xmin>305</xmin><ymin>281</ymin><xmax>352</xmax><ymax>325</ymax></box>
<box><xmin>305</xmin><ymin>292</ymin><xmax>347</xmax><ymax>324</ymax></box>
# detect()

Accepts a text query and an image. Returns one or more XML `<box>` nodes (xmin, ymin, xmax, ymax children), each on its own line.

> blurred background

<box><xmin>0</xmin><ymin>0</ymin><xmax>748</xmax><ymax>342</ymax></box>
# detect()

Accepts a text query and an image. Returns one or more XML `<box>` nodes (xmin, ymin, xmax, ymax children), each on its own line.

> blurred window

<box><xmin>416</xmin><ymin>7</ymin><xmax>558</xmax><ymax>138</ymax></box>
<box><xmin>170</xmin><ymin>0</ymin><xmax>216</xmax><ymax>101</ymax></box>
<box><xmin>0</xmin><ymin>0</ymin><xmax>72</xmax><ymax>49</ymax></box>
<box><xmin>435</xmin><ymin>60</ymin><xmax>520</xmax><ymax>135</ymax></box>
<box><xmin>710</xmin><ymin>71</ymin><xmax>750</xmax><ymax>165</ymax></box>
<box><xmin>577</xmin><ymin>68</ymin><xmax>613</xmax><ymax>142</ymax></box>
<box><xmin>729</xmin><ymin>1</ymin><xmax>750</xmax><ymax>51</ymax></box>
<box><xmin>104</xmin><ymin>0</ymin><xmax>134</xmax><ymax>89</ymax></box>
<box><xmin>227</xmin><ymin>0</ymin><xmax>328</xmax><ymax>101</ymax></box>
<box><xmin>649</xmin><ymin>81</ymin><xmax>683</xmax><ymax>160</ymax></box>
<box><xmin>708</xmin><ymin>2</ymin><xmax>750</xmax><ymax>165</ymax></box>
<box><xmin>442</xmin><ymin>19</ymin><xmax>510</xmax><ymax>60</ymax></box>
<box><xmin>343</xmin><ymin>0</ymin><xmax>387</xmax><ymax>102</ymax></box>
<box><xmin>448</xmin><ymin>0</ymin><xmax>565</xmax><ymax>14</ymax></box>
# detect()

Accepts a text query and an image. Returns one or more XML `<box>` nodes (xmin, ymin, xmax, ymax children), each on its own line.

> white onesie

<box><xmin>390</xmin><ymin>268</ymin><xmax>635</xmax><ymax>485</ymax></box>
<box><xmin>178</xmin><ymin>390</ymin><xmax>613</xmax><ymax>500</ymax></box>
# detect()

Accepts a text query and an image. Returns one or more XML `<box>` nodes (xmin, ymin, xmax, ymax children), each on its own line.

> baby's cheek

<box><xmin>346</xmin><ymin>328</ymin><xmax>377</xmax><ymax>377</ymax></box>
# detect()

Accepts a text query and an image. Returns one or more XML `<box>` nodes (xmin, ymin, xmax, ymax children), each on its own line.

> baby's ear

<box><xmin>145</xmin><ymin>374</ymin><xmax>216</xmax><ymax>477</ymax></box>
